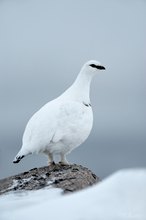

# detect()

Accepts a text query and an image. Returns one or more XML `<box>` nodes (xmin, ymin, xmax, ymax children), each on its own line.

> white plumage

<box><xmin>13</xmin><ymin>60</ymin><xmax>105</xmax><ymax>165</ymax></box>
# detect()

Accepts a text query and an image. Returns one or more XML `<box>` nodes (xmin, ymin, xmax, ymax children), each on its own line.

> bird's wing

<box><xmin>22</xmin><ymin>100</ymin><xmax>59</xmax><ymax>148</ymax></box>
<box><xmin>22</xmin><ymin>99</ymin><xmax>89</xmax><ymax>149</ymax></box>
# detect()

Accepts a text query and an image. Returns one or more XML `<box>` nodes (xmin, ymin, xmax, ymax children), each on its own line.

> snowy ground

<box><xmin>0</xmin><ymin>169</ymin><xmax>146</xmax><ymax>220</ymax></box>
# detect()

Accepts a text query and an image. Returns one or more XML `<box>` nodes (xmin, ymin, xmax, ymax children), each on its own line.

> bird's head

<box><xmin>82</xmin><ymin>60</ymin><xmax>106</xmax><ymax>74</ymax></box>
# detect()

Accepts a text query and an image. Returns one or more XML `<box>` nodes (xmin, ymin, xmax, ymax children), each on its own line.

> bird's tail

<box><xmin>13</xmin><ymin>148</ymin><xmax>28</xmax><ymax>164</ymax></box>
<box><xmin>13</xmin><ymin>154</ymin><xmax>24</xmax><ymax>163</ymax></box>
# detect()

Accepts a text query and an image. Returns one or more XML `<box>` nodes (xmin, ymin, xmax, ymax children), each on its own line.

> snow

<box><xmin>0</xmin><ymin>187</ymin><xmax>62</xmax><ymax>220</ymax></box>
<box><xmin>0</xmin><ymin>169</ymin><xmax>146</xmax><ymax>220</ymax></box>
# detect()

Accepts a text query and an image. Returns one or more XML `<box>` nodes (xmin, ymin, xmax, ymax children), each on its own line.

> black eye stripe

<box><xmin>89</xmin><ymin>64</ymin><xmax>105</xmax><ymax>70</ymax></box>
<box><xmin>89</xmin><ymin>64</ymin><xmax>98</xmax><ymax>68</ymax></box>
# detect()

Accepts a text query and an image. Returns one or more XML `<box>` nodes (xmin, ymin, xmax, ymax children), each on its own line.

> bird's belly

<box><xmin>48</xmin><ymin>122</ymin><xmax>93</xmax><ymax>154</ymax></box>
<box><xmin>50</xmin><ymin>108</ymin><xmax>93</xmax><ymax>154</ymax></box>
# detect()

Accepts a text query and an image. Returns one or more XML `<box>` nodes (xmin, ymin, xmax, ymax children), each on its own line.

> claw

<box><xmin>59</xmin><ymin>161</ymin><xmax>69</xmax><ymax>166</ymax></box>
<box><xmin>48</xmin><ymin>161</ymin><xmax>55</xmax><ymax>166</ymax></box>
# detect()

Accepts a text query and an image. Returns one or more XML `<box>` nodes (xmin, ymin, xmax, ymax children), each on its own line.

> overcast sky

<box><xmin>0</xmin><ymin>0</ymin><xmax>146</xmax><ymax>179</ymax></box>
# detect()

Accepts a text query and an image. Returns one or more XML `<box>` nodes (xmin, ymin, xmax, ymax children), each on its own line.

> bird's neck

<box><xmin>62</xmin><ymin>68</ymin><xmax>95</xmax><ymax>104</ymax></box>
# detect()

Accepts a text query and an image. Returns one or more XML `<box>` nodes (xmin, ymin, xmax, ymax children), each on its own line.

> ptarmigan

<box><xmin>13</xmin><ymin>60</ymin><xmax>105</xmax><ymax>165</ymax></box>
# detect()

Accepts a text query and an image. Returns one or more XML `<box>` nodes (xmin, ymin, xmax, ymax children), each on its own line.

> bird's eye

<box><xmin>89</xmin><ymin>64</ymin><xmax>97</xmax><ymax>68</ymax></box>
<box><xmin>89</xmin><ymin>64</ymin><xmax>105</xmax><ymax>70</ymax></box>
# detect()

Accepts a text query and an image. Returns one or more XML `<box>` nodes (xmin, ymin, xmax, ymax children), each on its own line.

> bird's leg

<box><xmin>48</xmin><ymin>153</ymin><xmax>55</xmax><ymax>166</ymax></box>
<box><xmin>59</xmin><ymin>153</ymin><xmax>69</xmax><ymax>165</ymax></box>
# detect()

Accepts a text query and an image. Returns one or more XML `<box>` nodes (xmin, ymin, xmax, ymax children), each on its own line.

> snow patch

<box><xmin>0</xmin><ymin>169</ymin><xmax>146</xmax><ymax>220</ymax></box>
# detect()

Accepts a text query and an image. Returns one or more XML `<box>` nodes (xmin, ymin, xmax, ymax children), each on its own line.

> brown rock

<box><xmin>0</xmin><ymin>164</ymin><xmax>100</xmax><ymax>195</ymax></box>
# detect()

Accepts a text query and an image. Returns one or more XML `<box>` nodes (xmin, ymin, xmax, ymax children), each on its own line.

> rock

<box><xmin>0</xmin><ymin>164</ymin><xmax>100</xmax><ymax>195</ymax></box>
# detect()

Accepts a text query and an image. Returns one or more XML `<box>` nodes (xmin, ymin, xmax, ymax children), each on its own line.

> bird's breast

<box><xmin>52</xmin><ymin>101</ymin><xmax>93</xmax><ymax>149</ymax></box>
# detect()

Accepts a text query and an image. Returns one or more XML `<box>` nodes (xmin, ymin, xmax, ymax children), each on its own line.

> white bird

<box><xmin>13</xmin><ymin>60</ymin><xmax>105</xmax><ymax>165</ymax></box>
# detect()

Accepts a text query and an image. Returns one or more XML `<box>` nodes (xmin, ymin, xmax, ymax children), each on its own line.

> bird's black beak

<box><xmin>97</xmin><ymin>65</ymin><xmax>106</xmax><ymax>70</ymax></box>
